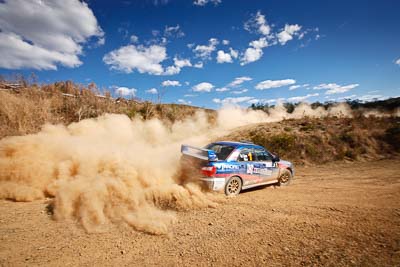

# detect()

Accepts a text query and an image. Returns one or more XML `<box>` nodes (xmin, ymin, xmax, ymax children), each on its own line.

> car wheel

<box><xmin>278</xmin><ymin>169</ymin><xmax>292</xmax><ymax>186</ymax></box>
<box><xmin>225</xmin><ymin>176</ymin><xmax>242</xmax><ymax>196</ymax></box>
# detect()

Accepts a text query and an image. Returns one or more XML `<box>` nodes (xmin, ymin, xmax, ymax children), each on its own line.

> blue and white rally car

<box><xmin>181</xmin><ymin>141</ymin><xmax>294</xmax><ymax>196</ymax></box>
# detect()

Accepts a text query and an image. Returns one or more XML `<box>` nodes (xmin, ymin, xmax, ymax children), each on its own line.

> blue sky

<box><xmin>0</xmin><ymin>0</ymin><xmax>399</xmax><ymax>109</ymax></box>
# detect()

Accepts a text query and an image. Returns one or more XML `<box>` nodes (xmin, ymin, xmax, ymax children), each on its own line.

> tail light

<box><xmin>201</xmin><ymin>166</ymin><xmax>217</xmax><ymax>177</ymax></box>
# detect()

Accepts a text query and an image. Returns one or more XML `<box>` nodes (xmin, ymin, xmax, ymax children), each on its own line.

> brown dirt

<box><xmin>1</xmin><ymin>158</ymin><xmax>400</xmax><ymax>266</ymax></box>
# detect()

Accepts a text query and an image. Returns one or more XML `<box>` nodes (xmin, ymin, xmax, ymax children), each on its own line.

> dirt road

<box><xmin>1</xmin><ymin>158</ymin><xmax>400</xmax><ymax>266</ymax></box>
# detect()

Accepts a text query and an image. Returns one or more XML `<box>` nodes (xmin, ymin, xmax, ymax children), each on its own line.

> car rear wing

<box><xmin>181</xmin><ymin>144</ymin><xmax>218</xmax><ymax>161</ymax></box>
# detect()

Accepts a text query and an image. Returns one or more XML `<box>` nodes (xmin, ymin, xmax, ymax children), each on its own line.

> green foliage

<box><xmin>127</xmin><ymin>108</ymin><xmax>137</xmax><ymax>118</ymax></box>
<box><xmin>250</xmin><ymin>103</ymin><xmax>270</xmax><ymax>113</ymax></box>
<box><xmin>283</xmin><ymin>103</ymin><xmax>295</xmax><ymax>113</ymax></box>
<box><xmin>264</xmin><ymin>134</ymin><xmax>296</xmax><ymax>155</ymax></box>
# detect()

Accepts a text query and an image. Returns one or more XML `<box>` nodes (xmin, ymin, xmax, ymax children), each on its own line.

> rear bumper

<box><xmin>200</xmin><ymin>177</ymin><xmax>226</xmax><ymax>191</ymax></box>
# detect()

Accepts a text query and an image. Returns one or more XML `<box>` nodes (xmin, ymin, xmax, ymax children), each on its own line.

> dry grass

<box><xmin>0</xmin><ymin>81</ymin><xmax>216</xmax><ymax>139</ymax></box>
<box><xmin>221</xmin><ymin>116</ymin><xmax>400</xmax><ymax>165</ymax></box>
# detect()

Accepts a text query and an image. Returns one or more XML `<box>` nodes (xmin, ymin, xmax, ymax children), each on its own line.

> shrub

<box><xmin>265</xmin><ymin>134</ymin><xmax>296</xmax><ymax>155</ymax></box>
<box><xmin>384</xmin><ymin>127</ymin><xmax>400</xmax><ymax>151</ymax></box>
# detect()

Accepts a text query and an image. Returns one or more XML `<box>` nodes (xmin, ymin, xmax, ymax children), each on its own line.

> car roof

<box><xmin>210</xmin><ymin>141</ymin><xmax>264</xmax><ymax>149</ymax></box>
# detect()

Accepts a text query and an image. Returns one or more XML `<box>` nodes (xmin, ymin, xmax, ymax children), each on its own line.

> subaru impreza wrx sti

<box><xmin>180</xmin><ymin>141</ymin><xmax>294</xmax><ymax>196</ymax></box>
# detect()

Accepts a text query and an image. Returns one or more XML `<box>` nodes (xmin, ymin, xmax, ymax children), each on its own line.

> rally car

<box><xmin>180</xmin><ymin>141</ymin><xmax>294</xmax><ymax>196</ymax></box>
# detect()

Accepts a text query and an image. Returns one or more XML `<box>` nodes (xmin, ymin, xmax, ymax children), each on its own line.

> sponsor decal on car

<box><xmin>246</xmin><ymin>164</ymin><xmax>273</xmax><ymax>175</ymax></box>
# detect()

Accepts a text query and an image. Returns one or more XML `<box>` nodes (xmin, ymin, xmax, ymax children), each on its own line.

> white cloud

<box><xmin>247</xmin><ymin>99</ymin><xmax>261</xmax><ymax>105</ymax></box>
<box><xmin>193</xmin><ymin>0</ymin><xmax>221</xmax><ymax>6</ymax></box>
<box><xmin>178</xmin><ymin>99</ymin><xmax>192</xmax><ymax>105</ymax></box>
<box><xmin>313</xmin><ymin>83</ymin><xmax>359</xmax><ymax>95</ymax></box>
<box><xmin>104</xmin><ymin>44</ymin><xmax>167</xmax><ymax>75</ymax></box>
<box><xmin>97</xmin><ymin>37</ymin><xmax>105</xmax><ymax>46</ymax></box>
<box><xmin>173</xmin><ymin>57</ymin><xmax>192</xmax><ymax>68</ymax></box>
<box><xmin>164</xmin><ymin>25</ymin><xmax>184</xmax><ymax>38</ymax></box>
<box><xmin>184</xmin><ymin>94</ymin><xmax>197</xmax><ymax>97</ymax></box>
<box><xmin>228</xmin><ymin>76</ymin><xmax>252</xmax><ymax>87</ymax></box>
<box><xmin>163</xmin><ymin>56</ymin><xmax>197</xmax><ymax>75</ymax></box>
<box><xmin>130</xmin><ymin>35</ymin><xmax>139</xmax><ymax>43</ymax></box>
<box><xmin>194</xmin><ymin>62</ymin><xmax>204</xmax><ymax>68</ymax></box>
<box><xmin>146</xmin><ymin>88</ymin><xmax>158</xmax><ymax>94</ymax></box>
<box><xmin>357</xmin><ymin>94</ymin><xmax>384</xmax><ymax>102</ymax></box>
<box><xmin>244</xmin><ymin>11</ymin><xmax>271</xmax><ymax>36</ymax></box>
<box><xmin>287</xmin><ymin>93</ymin><xmax>319</xmax><ymax>102</ymax></box>
<box><xmin>193</xmin><ymin>38</ymin><xmax>219</xmax><ymax>59</ymax></box>
<box><xmin>289</xmin><ymin>83</ymin><xmax>309</xmax><ymax>90</ymax></box>
<box><xmin>231</xmin><ymin>89</ymin><xmax>248</xmax><ymax>95</ymax></box>
<box><xmin>215</xmin><ymin>76</ymin><xmax>252</xmax><ymax>93</ymax></box>
<box><xmin>240</xmin><ymin>37</ymin><xmax>269</xmax><ymax>65</ymax></box>
<box><xmin>250</xmin><ymin>38</ymin><xmax>269</xmax><ymax>50</ymax></box>
<box><xmin>337</xmin><ymin>94</ymin><xmax>357</xmax><ymax>101</ymax></box>
<box><xmin>247</xmin><ymin>98</ymin><xmax>279</xmax><ymax>105</ymax></box>
<box><xmin>0</xmin><ymin>0</ymin><xmax>104</xmax><ymax>70</ymax></box>
<box><xmin>192</xmin><ymin>82</ymin><xmax>214</xmax><ymax>92</ymax></box>
<box><xmin>277</xmin><ymin>24</ymin><xmax>302</xmax><ymax>45</ymax></box>
<box><xmin>213</xmin><ymin>96</ymin><xmax>254</xmax><ymax>105</ymax></box>
<box><xmin>255</xmin><ymin>79</ymin><xmax>296</xmax><ymax>90</ymax></box>
<box><xmin>289</xmin><ymin>85</ymin><xmax>301</xmax><ymax>90</ymax></box>
<box><xmin>222</xmin><ymin>40</ymin><xmax>230</xmax><ymax>45</ymax></box>
<box><xmin>216</xmin><ymin>48</ymin><xmax>240</xmax><ymax>63</ymax></box>
<box><xmin>114</xmin><ymin>86</ymin><xmax>137</xmax><ymax>97</ymax></box>
<box><xmin>104</xmin><ymin>44</ymin><xmax>196</xmax><ymax>76</ymax></box>
<box><xmin>229</xmin><ymin>48</ymin><xmax>239</xmax><ymax>59</ymax></box>
<box><xmin>216</xmin><ymin>50</ymin><xmax>233</xmax><ymax>63</ymax></box>
<box><xmin>163</xmin><ymin>65</ymin><xmax>181</xmax><ymax>75</ymax></box>
<box><xmin>241</xmin><ymin>47</ymin><xmax>263</xmax><ymax>65</ymax></box>
<box><xmin>162</xmin><ymin>80</ymin><xmax>181</xmax><ymax>87</ymax></box>
<box><xmin>396</xmin><ymin>58</ymin><xmax>400</xmax><ymax>65</ymax></box>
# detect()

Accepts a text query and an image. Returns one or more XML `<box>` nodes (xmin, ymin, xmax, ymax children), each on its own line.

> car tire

<box><xmin>225</xmin><ymin>176</ymin><xmax>242</xmax><ymax>196</ymax></box>
<box><xmin>278</xmin><ymin>169</ymin><xmax>292</xmax><ymax>186</ymax></box>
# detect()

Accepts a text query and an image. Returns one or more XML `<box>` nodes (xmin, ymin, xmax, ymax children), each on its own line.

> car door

<box><xmin>237</xmin><ymin>147</ymin><xmax>260</xmax><ymax>185</ymax></box>
<box><xmin>253</xmin><ymin>148</ymin><xmax>279</xmax><ymax>182</ymax></box>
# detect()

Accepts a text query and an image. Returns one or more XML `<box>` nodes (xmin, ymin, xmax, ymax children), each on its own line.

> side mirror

<box><xmin>271</xmin><ymin>153</ymin><xmax>280</xmax><ymax>162</ymax></box>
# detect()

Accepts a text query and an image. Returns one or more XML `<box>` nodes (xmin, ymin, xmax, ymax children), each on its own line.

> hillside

<box><xmin>221</xmin><ymin>116</ymin><xmax>400</xmax><ymax>165</ymax></box>
<box><xmin>0</xmin><ymin>81</ymin><xmax>216</xmax><ymax>139</ymax></box>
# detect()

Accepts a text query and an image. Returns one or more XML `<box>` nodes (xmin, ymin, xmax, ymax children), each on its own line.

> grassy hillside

<box><xmin>0</xmin><ymin>81</ymin><xmax>216</xmax><ymax>138</ymax></box>
<box><xmin>221</xmin><ymin>116</ymin><xmax>400</xmax><ymax>165</ymax></box>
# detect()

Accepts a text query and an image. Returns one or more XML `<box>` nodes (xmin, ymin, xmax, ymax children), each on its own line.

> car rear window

<box><xmin>205</xmin><ymin>144</ymin><xmax>235</xmax><ymax>161</ymax></box>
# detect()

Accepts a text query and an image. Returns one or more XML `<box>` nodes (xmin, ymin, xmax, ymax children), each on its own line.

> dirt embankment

<box><xmin>222</xmin><ymin>116</ymin><xmax>400</xmax><ymax>165</ymax></box>
<box><xmin>1</xmin><ymin>158</ymin><xmax>399</xmax><ymax>266</ymax></box>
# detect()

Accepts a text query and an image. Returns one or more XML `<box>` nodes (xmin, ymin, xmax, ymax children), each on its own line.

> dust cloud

<box><xmin>0</xmin><ymin>103</ymin><xmax>389</xmax><ymax>234</ymax></box>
